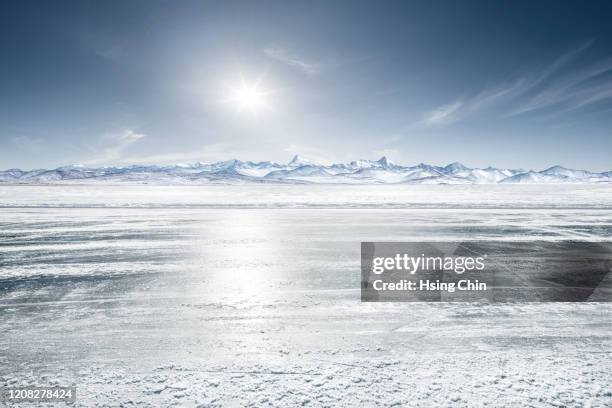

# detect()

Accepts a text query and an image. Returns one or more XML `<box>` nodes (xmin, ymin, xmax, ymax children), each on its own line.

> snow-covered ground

<box><xmin>1</xmin><ymin>184</ymin><xmax>612</xmax><ymax>209</ymax></box>
<box><xmin>0</xmin><ymin>185</ymin><xmax>611</xmax><ymax>407</ymax></box>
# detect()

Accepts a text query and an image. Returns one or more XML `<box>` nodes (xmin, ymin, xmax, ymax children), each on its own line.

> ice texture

<box><xmin>0</xmin><ymin>185</ymin><xmax>610</xmax><ymax>407</ymax></box>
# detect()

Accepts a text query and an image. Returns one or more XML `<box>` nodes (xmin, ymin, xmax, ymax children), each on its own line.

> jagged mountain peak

<box><xmin>1</xmin><ymin>158</ymin><xmax>609</xmax><ymax>185</ymax></box>
<box><xmin>376</xmin><ymin>156</ymin><xmax>395</xmax><ymax>167</ymax></box>
<box><xmin>444</xmin><ymin>162</ymin><xmax>469</xmax><ymax>173</ymax></box>
<box><xmin>539</xmin><ymin>165</ymin><xmax>594</xmax><ymax>179</ymax></box>
<box><xmin>288</xmin><ymin>155</ymin><xmax>314</xmax><ymax>167</ymax></box>
<box><xmin>543</xmin><ymin>165</ymin><xmax>567</xmax><ymax>171</ymax></box>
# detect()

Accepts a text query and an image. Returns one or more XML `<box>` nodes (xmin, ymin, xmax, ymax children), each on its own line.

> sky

<box><xmin>1</xmin><ymin>0</ymin><xmax>611</xmax><ymax>171</ymax></box>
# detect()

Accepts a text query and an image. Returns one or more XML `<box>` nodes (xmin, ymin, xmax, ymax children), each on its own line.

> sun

<box><xmin>224</xmin><ymin>74</ymin><xmax>272</xmax><ymax>116</ymax></box>
<box><xmin>233</xmin><ymin>84</ymin><xmax>266</xmax><ymax>111</ymax></box>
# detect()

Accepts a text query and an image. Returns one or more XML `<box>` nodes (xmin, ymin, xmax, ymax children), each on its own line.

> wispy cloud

<box><xmin>118</xmin><ymin>143</ymin><xmax>236</xmax><ymax>165</ymax></box>
<box><xmin>521</xmin><ymin>40</ymin><xmax>594</xmax><ymax>91</ymax></box>
<box><xmin>421</xmin><ymin>81</ymin><xmax>523</xmax><ymax>126</ymax></box>
<box><xmin>568</xmin><ymin>82</ymin><xmax>612</xmax><ymax>110</ymax></box>
<box><xmin>85</xmin><ymin>129</ymin><xmax>146</xmax><ymax>165</ymax></box>
<box><xmin>118</xmin><ymin>142</ymin><xmax>292</xmax><ymax>165</ymax></box>
<box><xmin>509</xmin><ymin>56</ymin><xmax>612</xmax><ymax>116</ymax></box>
<box><xmin>263</xmin><ymin>47</ymin><xmax>321</xmax><ymax>75</ymax></box>
<box><xmin>421</xmin><ymin>41</ymin><xmax>612</xmax><ymax>126</ymax></box>
<box><xmin>422</xmin><ymin>101</ymin><xmax>463</xmax><ymax>126</ymax></box>
<box><xmin>11</xmin><ymin>135</ymin><xmax>43</xmax><ymax>151</ymax></box>
<box><xmin>95</xmin><ymin>45</ymin><xmax>124</xmax><ymax>60</ymax></box>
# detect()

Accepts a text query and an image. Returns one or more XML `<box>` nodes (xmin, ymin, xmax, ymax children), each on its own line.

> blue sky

<box><xmin>1</xmin><ymin>0</ymin><xmax>611</xmax><ymax>171</ymax></box>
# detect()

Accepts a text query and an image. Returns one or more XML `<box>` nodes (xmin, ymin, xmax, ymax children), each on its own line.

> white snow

<box><xmin>1</xmin><ymin>157</ymin><xmax>610</xmax><ymax>184</ymax></box>
<box><xmin>0</xmin><ymin>185</ymin><xmax>610</xmax><ymax>407</ymax></box>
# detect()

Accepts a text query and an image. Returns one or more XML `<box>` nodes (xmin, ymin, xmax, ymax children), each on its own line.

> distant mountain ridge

<box><xmin>1</xmin><ymin>155</ymin><xmax>610</xmax><ymax>184</ymax></box>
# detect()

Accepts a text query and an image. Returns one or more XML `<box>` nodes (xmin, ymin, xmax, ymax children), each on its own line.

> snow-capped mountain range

<box><xmin>1</xmin><ymin>156</ymin><xmax>610</xmax><ymax>184</ymax></box>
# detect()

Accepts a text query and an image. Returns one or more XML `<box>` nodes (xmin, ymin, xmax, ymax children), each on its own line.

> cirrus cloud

<box><xmin>263</xmin><ymin>46</ymin><xmax>321</xmax><ymax>76</ymax></box>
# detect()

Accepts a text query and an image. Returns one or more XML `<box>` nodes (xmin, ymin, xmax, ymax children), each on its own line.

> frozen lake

<box><xmin>1</xmin><ymin>185</ymin><xmax>611</xmax><ymax>407</ymax></box>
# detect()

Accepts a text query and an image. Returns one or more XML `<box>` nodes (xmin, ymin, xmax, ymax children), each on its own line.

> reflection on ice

<box><xmin>0</xmin><ymin>185</ymin><xmax>611</xmax><ymax>406</ymax></box>
<box><xmin>192</xmin><ymin>210</ymin><xmax>284</xmax><ymax>301</ymax></box>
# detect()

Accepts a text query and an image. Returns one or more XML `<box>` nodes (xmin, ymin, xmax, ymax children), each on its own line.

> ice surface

<box><xmin>0</xmin><ymin>185</ymin><xmax>610</xmax><ymax>407</ymax></box>
<box><xmin>1</xmin><ymin>184</ymin><xmax>612</xmax><ymax>209</ymax></box>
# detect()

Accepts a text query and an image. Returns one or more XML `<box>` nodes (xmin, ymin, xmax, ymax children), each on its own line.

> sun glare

<box><xmin>234</xmin><ymin>85</ymin><xmax>265</xmax><ymax>111</ymax></box>
<box><xmin>225</xmin><ymin>74</ymin><xmax>272</xmax><ymax>116</ymax></box>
